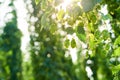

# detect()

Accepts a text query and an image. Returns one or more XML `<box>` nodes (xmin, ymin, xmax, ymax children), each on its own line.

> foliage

<box><xmin>102</xmin><ymin>0</ymin><xmax>120</xmax><ymax>79</ymax></box>
<box><xmin>28</xmin><ymin>0</ymin><xmax>77</xmax><ymax>80</ymax></box>
<box><xmin>31</xmin><ymin>0</ymin><xmax>120</xmax><ymax>80</ymax></box>
<box><xmin>0</xmin><ymin>1</ymin><xmax>22</xmax><ymax>80</ymax></box>
<box><xmin>1</xmin><ymin>0</ymin><xmax>120</xmax><ymax>80</ymax></box>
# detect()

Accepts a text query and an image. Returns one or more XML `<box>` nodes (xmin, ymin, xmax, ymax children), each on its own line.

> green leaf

<box><xmin>114</xmin><ymin>36</ymin><xmax>120</xmax><ymax>48</ymax></box>
<box><xmin>41</xmin><ymin>14</ymin><xmax>49</xmax><ymax>31</ymax></box>
<box><xmin>77</xmin><ymin>26</ymin><xmax>85</xmax><ymax>34</ymax></box>
<box><xmin>50</xmin><ymin>23</ymin><xmax>57</xmax><ymax>33</ymax></box>
<box><xmin>101</xmin><ymin>30</ymin><xmax>110</xmax><ymax>40</ymax></box>
<box><xmin>57</xmin><ymin>10</ymin><xmax>64</xmax><ymax>20</ymax></box>
<box><xmin>112</xmin><ymin>47</ymin><xmax>120</xmax><ymax>57</ymax></box>
<box><xmin>102</xmin><ymin>14</ymin><xmax>112</xmax><ymax>20</ymax></box>
<box><xmin>35</xmin><ymin>0</ymin><xmax>40</xmax><ymax>5</ymax></box>
<box><xmin>41</xmin><ymin>15</ymin><xmax>46</xmax><ymax>31</ymax></box>
<box><xmin>77</xmin><ymin>34</ymin><xmax>86</xmax><ymax>42</ymax></box>
<box><xmin>94</xmin><ymin>30</ymin><xmax>101</xmax><ymax>39</ymax></box>
<box><xmin>111</xmin><ymin>64</ymin><xmax>120</xmax><ymax>74</ymax></box>
<box><xmin>64</xmin><ymin>39</ymin><xmax>70</xmax><ymax>48</ymax></box>
<box><xmin>76</xmin><ymin>26</ymin><xmax>86</xmax><ymax>42</ymax></box>
<box><xmin>89</xmin><ymin>33</ymin><xmax>95</xmax><ymax>50</ymax></box>
<box><xmin>65</xmin><ymin>27</ymin><xmax>74</xmax><ymax>34</ymax></box>
<box><xmin>88</xmin><ymin>23</ymin><xmax>94</xmax><ymax>32</ymax></box>
<box><xmin>41</xmin><ymin>0</ymin><xmax>47</xmax><ymax>10</ymax></box>
<box><xmin>71</xmin><ymin>38</ymin><xmax>76</xmax><ymax>48</ymax></box>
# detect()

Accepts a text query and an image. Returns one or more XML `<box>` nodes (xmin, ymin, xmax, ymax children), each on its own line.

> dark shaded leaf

<box><xmin>101</xmin><ymin>30</ymin><xmax>110</xmax><ymax>40</ymax></box>
<box><xmin>71</xmin><ymin>38</ymin><xmax>76</xmax><ymax>48</ymax></box>
<box><xmin>64</xmin><ymin>39</ymin><xmax>70</xmax><ymax>48</ymax></box>
<box><xmin>65</xmin><ymin>27</ymin><xmax>74</xmax><ymax>34</ymax></box>
<box><xmin>76</xmin><ymin>25</ymin><xmax>86</xmax><ymax>42</ymax></box>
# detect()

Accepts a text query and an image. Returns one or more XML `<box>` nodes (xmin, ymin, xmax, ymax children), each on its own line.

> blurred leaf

<box><xmin>65</xmin><ymin>27</ymin><xmax>74</xmax><ymax>34</ymax></box>
<box><xmin>50</xmin><ymin>23</ymin><xmax>57</xmax><ymax>33</ymax></box>
<box><xmin>76</xmin><ymin>25</ymin><xmax>86</xmax><ymax>42</ymax></box>
<box><xmin>57</xmin><ymin>10</ymin><xmax>64</xmax><ymax>20</ymax></box>
<box><xmin>48</xmin><ymin>0</ymin><xmax>53</xmax><ymax>2</ymax></box>
<box><xmin>111</xmin><ymin>64</ymin><xmax>120</xmax><ymax>74</ymax></box>
<box><xmin>88</xmin><ymin>23</ymin><xmax>94</xmax><ymax>32</ymax></box>
<box><xmin>77</xmin><ymin>26</ymin><xmax>85</xmax><ymax>34</ymax></box>
<box><xmin>81</xmin><ymin>0</ymin><xmax>96</xmax><ymax>12</ymax></box>
<box><xmin>114</xmin><ymin>35</ymin><xmax>120</xmax><ymax>48</ymax></box>
<box><xmin>77</xmin><ymin>34</ymin><xmax>86</xmax><ymax>43</ymax></box>
<box><xmin>15</xmin><ymin>30</ymin><xmax>22</xmax><ymax>38</ymax></box>
<box><xmin>112</xmin><ymin>47</ymin><xmax>120</xmax><ymax>57</ymax></box>
<box><xmin>89</xmin><ymin>33</ymin><xmax>95</xmax><ymax>50</ymax></box>
<box><xmin>64</xmin><ymin>39</ymin><xmax>70</xmax><ymax>48</ymax></box>
<box><xmin>71</xmin><ymin>38</ymin><xmax>76</xmax><ymax>48</ymax></box>
<box><xmin>41</xmin><ymin>0</ymin><xmax>47</xmax><ymax>10</ymax></box>
<box><xmin>101</xmin><ymin>30</ymin><xmax>110</xmax><ymax>40</ymax></box>
<box><xmin>41</xmin><ymin>14</ymin><xmax>49</xmax><ymax>31</ymax></box>
<box><xmin>35</xmin><ymin>0</ymin><xmax>40</xmax><ymax>5</ymax></box>
<box><xmin>67</xmin><ymin>18</ymin><xmax>74</xmax><ymax>25</ymax></box>
<box><xmin>94</xmin><ymin>30</ymin><xmax>101</xmax><ymax>39</ymax></box>
<box><xmin>68</xmin><ymin>5</ymin><xmax>82</xmax><ymax>19</ymax></box>
<box><xmin>102</xmin><ymin>14</ymin><xmax>112</xmax><ymax>20</ymax></box>
<box><xmin>54</xmin><ymin>0</ymin><xmax>63</xmax><ymax>6</ymax></box>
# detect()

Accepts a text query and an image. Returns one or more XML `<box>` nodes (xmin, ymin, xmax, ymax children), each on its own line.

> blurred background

<box><xmin>0</xmin><ymin>0</ymin><xmax>120</xmax><ymax>80</ymax></box>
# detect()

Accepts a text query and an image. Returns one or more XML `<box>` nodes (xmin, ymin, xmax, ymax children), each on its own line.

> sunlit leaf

<box><xmin>114</xmin><ymin>36</ymin><xmax>120</xmax><ymax>48</ymax></box>
<box><xmin>48</xmin><ymin>0</ymin><xmax>53</xmax><ymax>2</ymax></box>
<box><xmin>88</xmin><ymin>23</ymin><xmax>94</xmax><ymax>32</ymax></box>
<box><xmin>71</xmin><ymin>38</ymin><xmax>76</xmax><ymax>48</ymax></box>
<box><xmin>97</xmin><ymin>67</ymin><xmax>105</xmax><ymax>80</ymax></box>
<box><xmin>111</xmin><ymin>64</ymin><xmax>120</xmax><ymax>74</ymax></box>
<box><xmin>78</xmin><ymin>34</ymin><xmax>86</xmax><ymax>42</ymax></box>
<box><xmin>112</xmin><ymin>47</ymin><xmax>120</xmax><ymax>57</ymax></box>
<box><xmin>35</xmin><ymin>0</ymin><xmax>40</xmax><ymax>5</ymax></box>
<box><xmin>57</xmin><ymin>10</ymin><xmax>64</xmax><ymax>20</ymax></box>
<box><xmin>89</xmin><ymin>33</ymin><xmax>95</xmax><ymax>50</ymax></box>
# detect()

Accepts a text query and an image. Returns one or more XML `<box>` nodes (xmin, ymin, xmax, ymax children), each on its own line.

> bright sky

<box><xmin>14</xmin><ymin>0</ymin><xmax>30</xmax><ymax>53</ymax></box>
<box><xmin>14</xmin><ymin>0</ymin><xmax>30</xmax><ymax>61</ymax></box>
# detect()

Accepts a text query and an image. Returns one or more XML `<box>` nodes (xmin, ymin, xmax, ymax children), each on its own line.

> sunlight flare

<box><xmin>61</xmin><ymin>0</ymin><xmax>72</xmax><ymax>10</ymax></box>
<box><xmin>55</xmin><ymin>0</ymin><xmax>72</xmax><ymax>11</ymax></box>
